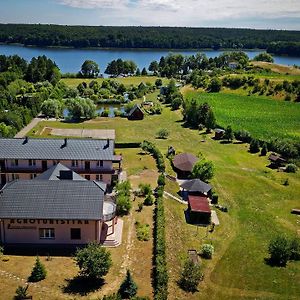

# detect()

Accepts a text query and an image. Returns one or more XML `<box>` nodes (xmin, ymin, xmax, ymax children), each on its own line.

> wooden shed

<box><xmin>127</xmin><ymin>104</ymin><xmax>144</xmax><ymax>120</ymax></box>
<box><xmin>214</xmin><ymin>128</ymin><xmax>225</xmax><ymax>140</ymax></box>
<box><xmin>188</xmin><ymin>195</ymin><xmax>211</xmax><ymax>224</ymax></box>
<box><xmin>172</xmin><ymin>153</ymin><xmax>198</xmax><ymax>179</ymax></box>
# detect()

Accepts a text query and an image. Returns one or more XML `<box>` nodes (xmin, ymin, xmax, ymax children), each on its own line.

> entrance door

<box><xmin>42</xmin><ymin>160</ymin><xmax>47</xmax><ymax>171</ymax></box>
<box><xmin>85</xmin><ymin>161</ymin><xmax>90</xmax><ymax>170</ymax></box>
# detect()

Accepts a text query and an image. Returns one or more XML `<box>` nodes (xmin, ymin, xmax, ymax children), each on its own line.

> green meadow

<box><xmin>184</xmin><ymin>91</ymin><xmax>300</xmax><ymax>142</ymax></box>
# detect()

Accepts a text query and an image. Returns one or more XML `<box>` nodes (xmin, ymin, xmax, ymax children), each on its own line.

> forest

<box><xmin>0</xmin><ymin>24</ymin><xmax>300</xmax><ymax>56</ymax></box>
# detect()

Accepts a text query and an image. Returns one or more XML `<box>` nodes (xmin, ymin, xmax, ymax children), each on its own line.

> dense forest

<box><xmin>0</xmin><ymin>24</ymin><xmax>300</xmax><ymax>56</ymax></box>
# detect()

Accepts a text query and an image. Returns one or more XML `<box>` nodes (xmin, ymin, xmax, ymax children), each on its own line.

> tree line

<box><xmin>0</xmin><ymin>24</ymin><xmax>300</xmax><ymax>55</ymax></box>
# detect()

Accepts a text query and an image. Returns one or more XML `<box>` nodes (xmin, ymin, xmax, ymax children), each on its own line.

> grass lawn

<box><xmin>61</xmin><ymin>76</ymin><xmax>169</xmax><ymax>88</ymax></box>
<box><xmin>184</xmin><ymin>90</ymin><xmax>300</xmax><ymax>143</ymax></box>
<box><xmin>26</xmin><ymin>92</ymin><xmax>300</xmax><ymax>299</ymax></box>
<box><xmin>250</xmin><ymin>61</ymin><xmax>300</xmax><ymax>77</ymax></box>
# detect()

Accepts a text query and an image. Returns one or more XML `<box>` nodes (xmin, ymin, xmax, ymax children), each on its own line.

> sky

<box><xmin>0</xmin><ymin>0</ymin><xmax>299</xmax><ymax>30</ymax></box>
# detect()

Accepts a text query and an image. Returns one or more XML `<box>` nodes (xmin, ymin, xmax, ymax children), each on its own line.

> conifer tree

<box><xmin>119</xmin><ymin>270</ymin><xmax>138</xmax><ymax>299</ymax></box>
<box><xmin>28</xmin><ymin>256</ymin><xmax>47</xmax><ymax>282</ymax></box>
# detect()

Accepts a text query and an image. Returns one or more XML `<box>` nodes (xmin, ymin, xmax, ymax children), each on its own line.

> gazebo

<box><xmin>180</xmin><ymin>178</ymin><xmax>212</xmax><ymax>197</ymax></box>
<box><xmin>172</xmin><ymin>153</ymin><xmax>198</xmax><ymax>178</ymax></box>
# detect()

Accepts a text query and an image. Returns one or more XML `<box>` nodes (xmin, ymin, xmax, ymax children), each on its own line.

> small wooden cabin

<box><xmin>127</xmin><ymin>104</ymin><xmax>144</xmax><ymax>120</ymax></box>
<box><xmin>188</xmin><ymin>195</ymin><xmax>211</xmax><ymax>224</ymax></box>
<box><xmin>214</xmin><ymin>128</ymin><xmax>225</xmax><ymax>140</ymax></box>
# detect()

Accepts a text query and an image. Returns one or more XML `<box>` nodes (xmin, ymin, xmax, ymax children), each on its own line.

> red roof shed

<box><xmin>188</xmin><ymin>195</ymin><xmax>211</xmax><ymax>213</ymax></box>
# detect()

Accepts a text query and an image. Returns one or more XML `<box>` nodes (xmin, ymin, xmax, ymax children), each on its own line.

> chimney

<box><xmin>103</xmin><ymin>139</ymin><xmax>110</xmax><ymax>149</ymax></box>
<box><xmin>23</xmin><ymin>136</ymin><xmax>29</xmax><ymax>144</ymax></box>
<box><xmin>61</xmin><ymin>138</ymin><xmax>68</xmax><ymax>148</ymax></box>
<box><xmin>59</xmin><ymin>170</ymin><xmax>73</xmax><ymax>180</ymax></box>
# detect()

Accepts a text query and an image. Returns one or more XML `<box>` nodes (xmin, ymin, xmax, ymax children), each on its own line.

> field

<box><xmin>3</xmin><ymin>83</ymin><xmax>300</xmax><ymax>299</ymax></box>
<box><xmin>184</xmin><ymin>90</ymin><xmax>300</xmax><ymax>142</ymax></box>
<box><xmin>61</xmin><ymin>76</ymin><xmax>169</xmax><ymax>88</ymax></box>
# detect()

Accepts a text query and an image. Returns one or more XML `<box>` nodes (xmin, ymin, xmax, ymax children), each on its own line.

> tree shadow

<box><xmin>219</xmin><ymin>140</ymin><xmax>232</xmax><ymax>144</ymax></box>
<box><xmin>62</xmin><ymin>276</ymin><xmax>105</xmax><ymax>296</ymax></box>
<box><xmin>264</xmin><ymin>257</ymin><xmax>287</xmax><ymax>268</ymax></box>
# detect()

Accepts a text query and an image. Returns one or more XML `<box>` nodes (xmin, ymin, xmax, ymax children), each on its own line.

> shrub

<box><xmin>119</xmin><ymin>270</ymin><xmax>138</xmax><ymax>299</ymax></box>
<box><xmin>116</xmin><ymin>194</ymin><xmax>132</xmax><ymax>216</ymax></box>
<box><xmin>268</xmin><ymin>235</ymin><xmax>290</xmax><ymax>266</ymax></box>
<box><xmin>261</xmin><ymin>142</ymin><xmax>268</xmax><ymax>156</ymax></box>
<box><xmin>156</xmin><ymin>128</ymin><xmax>169</xmax><ymax>139</ymax></box>
<box><xmin>235</xmin><ymin>129</ymin><xmax>252</xmax><ymax>143</ymax></box>
<box><xmin>286</xmin><ymin>163</ymin><xmax>297</xmax><ymax>173</ymax></box>
<box><xmin>135</xmin><ymin>222</ymin><xmax>150</xmax><ymax>241</ymax></box>
<box><xmin>144</xmin><ymin>194</ymin><xmax>154</xmax><ymax>206</ymax></box>
<box><xmin>0</xmin><ymin>246</ymin><xmax>3</xmax><ymax>256</ymax></box>
<box><xmin>283</xmin><ymin>178</ymin><xmax>289</xmax><ymax>186</ymax></box>
<box><xmin>28</xmin><ymin>256</ymin><xmax>47</xmax><ymax>282</ymax></box>
<box><xmin>290</xmin><ymin>237</ymin><xmax>300</xmax><ymax>261</ymax></box>
<box><xmin>179</xmin><ymin>259</ymin><xmax>203</xmax><ymax>292</ymax></box>
<box><xmin>211</xmin><ymin>191</ymin><xmax>219</xmax><ymax>204</ymax></box>
<box><xmin>249</xmin><ymin>139</ymin><xmax>260</xmax><ymax>153</ymax></box>
<box><xmin>138</xmin><ymin>183</ymin><xmax>152</xmax><ymax>196</ymax></box>
<box><xmin>157</xmin><ymin>174</ymin><xmax>165</xmax><ymax>186</ymax></box>
<box><xmin>223</xmin><ymin>125</ymin><xmax>234</xmax><ymax>142</ymax></box>
<box><xmin>15</xmin><ymin>285</ymin><xmax>30</xmax><ymax>300</ymax></box>
<box><xmin>75</xmin><ymin>242</ymin><xmax>112</xmax><ymax>280</ymax></box>
<box><xmin>201</xmin><ymin>244</ymin><xmax>214</xmax><ymax>259</ymax></box>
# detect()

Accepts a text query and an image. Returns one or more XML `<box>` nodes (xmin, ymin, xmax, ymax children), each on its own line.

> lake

<box><xmin>1</xmin><ymin>44</ymin><xmax>300</xmax><ymax>74</ymax></box>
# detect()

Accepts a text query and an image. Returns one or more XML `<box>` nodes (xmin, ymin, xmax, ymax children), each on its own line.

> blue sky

<box><xmin>0</xmin><ymin>0</ymin><xmax>299</xmax><ymax>30</ymax></box>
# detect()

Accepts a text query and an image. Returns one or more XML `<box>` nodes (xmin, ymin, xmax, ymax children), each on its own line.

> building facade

<box><xmin>0</xmin><ymin>137</ymin><xmax>122</xmax><ymax>186</ymax></box>
<box><xmin>0</xmin><ymin>164</ymin><xmax>116</xmax><ymax>246</ymax></box>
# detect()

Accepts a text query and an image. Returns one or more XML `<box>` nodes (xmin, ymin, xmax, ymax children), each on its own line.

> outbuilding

<box><xmin>188</xmin><ymin>195</ymin><xmax>211</xmax><ymax>224</ymax></box>
<box><xmin>172</xmin><ymin>153</ymin><xmax>198</xmax><ymax>178</ymax></box>
<box><xmin>127</xmin><ymin>104</ymin><xmax>144</xmax><ymax>120</ymax></box>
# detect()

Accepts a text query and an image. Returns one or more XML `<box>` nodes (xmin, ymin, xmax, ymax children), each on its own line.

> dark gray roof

<box><xmin>0</xmin><ymin>180</ymin><xmax>104</xmax><ymax>220</ymax></box>
<box><xmin>35</xmin><ymin>163</ymin><xmax>86</xmax><ymax>181</ymax></box>
<box><xmin>0</xmin><ymin>138</ymin><xmax>114</xmax><ymax>161</ymax></box>
<box><xmin>180</xmin><ymin>179</ymin><xmax>212</xmax><ymax>194</ymax></box>
<box><xmin>128</xmin><ymin>104</ymin><xmax>143</xmax><ymax>116</ymax></box>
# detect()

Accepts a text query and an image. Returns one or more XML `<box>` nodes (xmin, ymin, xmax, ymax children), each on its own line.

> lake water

<box><xmin>1</xmin><ymin>44</ymin><xmax>300</xmax><ymax>74</ymax></box>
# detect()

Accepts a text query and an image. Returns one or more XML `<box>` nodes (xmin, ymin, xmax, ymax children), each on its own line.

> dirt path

<box><xmin>14</xmin><ymin>117</ymin><xmax>42</xmax><ymax>138</ymax></box>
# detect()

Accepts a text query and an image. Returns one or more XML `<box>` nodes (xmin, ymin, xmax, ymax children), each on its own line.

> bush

<box><xmin>201</xmin><ymin>244</ymin><xmax>214</xmax><ymax>259</ymax></box>
<box><xmin>285</xmin><ymin>163</ymin><xmax>297</xmax><ymax>173</ymax></box>
<box><xmin>144</xmin><ymin>194</ymin><xmax>154</xmax><ymax>206</ymax></box>
<box><xmin>211</xmin><ymin>191</ymin><xmax>219</xmax><ymax>204</ymax></box>
<box><xmin>268</xmin><ymin>235</ymin><xmax>290</xmax><ymax>266</ymax></box>
<box><xmin>138</xmin><ymin>183</ymin><xmax>152</xmax><ymax>196</ymax></box>
<box><xmin>234</xmin><ymin>129</ymin><xmax>252</xmax><ymax>143</ymax></box>
<box><xmin>135</xmin><ymin>222</ymin><xmax>150</xmax><ymax>241</ymax></box>
<box><xmin>223</xmin><ymin>125</ymin><xmax>234</xmax><ymax>142</ymax></box>
<box><xmin>179</xmin><ymin>259</ymin><xmax>203</xmax><ymax>292</ymax></box>
<box><xmin>116</xmin><ymin>194</ymin><xmax>132</xmax><ymax>216</ymax></box>
<box><xmin>15</xmin><ymin>285</ymin><xmax>30</xmax><ymax>300</ymax></box>
<box><xmin>119</xmin><ymin>270</ymin><xmax>138</xmax><ymax>299</ymax></box>
<box><xmin>249</xmin><ymin>139</ymin><xmax>260</xmax><ymax>153</ymax></box>
<box><xmin>261</xmin><ymin>143</ymin><xmax>268</xmax><ymax>156</ymax></box>
<box><xmin>28</xmin><ymin>256</ymin><xmax>47</xmax><ymax>282</ymax></box>
<box><xmin>75</xmin><ymin>242</ymin><xmax>112</xmax><ymax>280</ymax></box>
<box><xmin>0</xmin><ymin>246</ymin><xmax>3</xmax><ymax>256</ymax></box>
<box><xmin>156</xmin><ymin>128</ymin><xmax>169</xmax><ymax>139</ymax></box>
<box><xmin>157</xmin><ymin>174</ymin><xmax>165</xmax><ymax>186</ymax></box>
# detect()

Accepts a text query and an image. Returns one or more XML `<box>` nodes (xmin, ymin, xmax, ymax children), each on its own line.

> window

<box><xmin>12</xmin><ymin>159</ymin><xmax>19</xmax><ymax>167</ymax></box>
<box><xmin>29</xmin><ymin>159</ymin><xmax>36</xmax><ymax>166</ymax></box>
<box><xmin>96</xmin><ymin>174</ymin><xmax>103</xmax><ymax>181</ymax></box>
<box><xmin>30</xmin><ymin>174</ymin><xmax>37</xmax><ymax>179</ymax></box>
<box><xmin>39</xmin><ymin>228</ymin><xmax>55</xmax><ymax>239</ymax></box>
<box><xmin>85</xmin><ymin>175</ymin><xmax>90</xmax><ymax>180</ymax></box>
<box><xmin>72</xmin><ymin>160</ymin><xmax>79</xmax><ymax>167</ymax></box>
<box><xmin>97</xmin><ymin>160</ymin><xmax>104</xmax><ymax>167</ymax></box>
<box><xmin>70</xmin><ymin>228</ymin><xmax>81</xmax><ymax>240</ymax></box>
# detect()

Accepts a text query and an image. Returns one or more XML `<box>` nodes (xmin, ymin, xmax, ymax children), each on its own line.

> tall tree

<box><xmin>80</xmin><ymin>60</ymin><xmax>100</xmax><ymax>78</ymax></box>
<box><xmin>118</xmin><ymin>270</ymin><xmax>138</xmax><ymax>299</ymax></box>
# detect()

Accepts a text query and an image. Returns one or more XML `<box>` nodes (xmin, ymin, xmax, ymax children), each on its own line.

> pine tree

<box><xmin>223</xmin><ymin>125</ymin><xmax>234</xmax><ymax>142</ymax></box>
<box><xmin>249</xmin><ymin>139</ymin><xmax>260</xmax><ymax>153</ymax></box>
<box><xmin>260</xmin><ymin>142</ymin><xmax>268</xmax><ymax>156</ymax></box>
<box><xmin>28</xmin><ymin>256</ymin><xmax>47</xmax><ymax>282</ymax></box>
<box><xmin>119</xmin><ymin>270</ymin><xmax>138</xmax><ymax>299</ymax></box>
